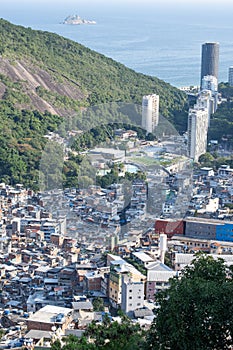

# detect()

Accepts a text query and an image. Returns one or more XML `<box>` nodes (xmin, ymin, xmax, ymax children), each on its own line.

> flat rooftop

<box><xmin>27</xmin><ymin>305</ymin><xmax>73</xmax><ymax>324</ymax></box>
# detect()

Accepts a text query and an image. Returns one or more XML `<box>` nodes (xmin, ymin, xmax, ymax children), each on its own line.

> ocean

<box><xmin>1</xmin><ymin>0</ymin><xmax>233</xmax><ymax>87</ymax></box>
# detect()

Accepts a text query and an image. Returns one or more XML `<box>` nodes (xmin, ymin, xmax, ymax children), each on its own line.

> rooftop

<box><xmin>27</xmin><ymin>305</ymin><xmax>73</xmax><ymax>324</ymax></box>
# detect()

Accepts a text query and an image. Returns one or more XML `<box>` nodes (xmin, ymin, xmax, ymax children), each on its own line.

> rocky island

<box><xmin>63</xmin><ymin>15</ymin><xmax>96</xmax><ymax>25</ymax></box>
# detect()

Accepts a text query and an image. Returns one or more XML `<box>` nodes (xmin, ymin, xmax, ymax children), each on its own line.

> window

<box><xmin>129</xmin><ymin>296</ymin><xmax>132</xmax><ymax>299</ymax></box>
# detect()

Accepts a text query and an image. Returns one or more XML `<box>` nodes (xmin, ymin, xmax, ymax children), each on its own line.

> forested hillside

<box><xmin>208</xmin><ymin>83</ymin><xmax>233</xmax><ymax>145</ymax></box>
<box><xmin>0</xmin><ymin>101</ymin><xmax>61</xmax><ymax>188</ymax></box>
<box><xmin>0</xmin><ymin>19</ymin><xmax>187</xmax><ymax>125</ymax></box>
<box><xmin>0</xmin><ymin>19</ymin><xmax>188</xmax><ymax>187</ymax></box>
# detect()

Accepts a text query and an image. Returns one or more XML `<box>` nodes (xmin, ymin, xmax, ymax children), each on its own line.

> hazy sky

<box><xmin>3</xmin><ymin>0</ymin><xmax>233</xmax><ymax>6</ymax></box>
<box><xmin>3</xmin><ymin>0</ymin><xmax>233</xmax><ymax>18</ymax></box>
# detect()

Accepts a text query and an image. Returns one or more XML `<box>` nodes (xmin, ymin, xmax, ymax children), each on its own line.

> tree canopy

<box><xmin>0</xmin><ymin>18</ymin><xmax>188</xmax><ymax>128</ymax></box>
<box><xmin>147</xmin><ymin>253</ymin><xmax>233</xmax><ymax>350</ymax></box>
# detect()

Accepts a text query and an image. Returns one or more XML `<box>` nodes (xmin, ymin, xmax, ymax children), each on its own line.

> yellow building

<box><xmin>108</xmin><ymin>254</ymin><xmax>146</xmax><ymax>309</ymax></box>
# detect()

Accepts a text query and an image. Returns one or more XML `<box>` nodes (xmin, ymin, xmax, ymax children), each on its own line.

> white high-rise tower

<box><xmin>187</xmin><ymin>106</ymin><xmax>209</xmax><ymax>162</ymax></box>
<box><xmin>142</xmin><ymin>94</ymin><xmax>159</xmax><ymax>133</ymax></box>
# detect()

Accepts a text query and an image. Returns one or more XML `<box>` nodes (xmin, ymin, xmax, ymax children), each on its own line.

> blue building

<box><xmin>216</xmin><ymin>222</ymin><xmax>233</xmax><ymax>242</ymax></box>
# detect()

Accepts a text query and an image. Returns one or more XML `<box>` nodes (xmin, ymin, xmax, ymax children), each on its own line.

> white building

<box><xmin>146</xmin><ymin>261</ymin><xmax>177</xmax><ymax>301</ymax></box>
<box><xmin>199</xmin><ymin>75</ymin><xmax>218</xmax><ymax>123</ymax></box>
<box><xmin>201</xmin><ymin>75</ymin><xmax>218</xmax><ymax>93</ymax></box>
<box><xmin>187</xmin><ymin>106</ymin><xmax>209</xmax><ymax>162</ymax></box>
<box><xmin>228</xmin><ymin>66</ymin><xmax>233</xmax><ymax>86</ymax></box>
<box><xmin>121</xmin><ymin>275</ymin><xmax>144</xmax><ymax>316</ymax></box>
<box><xmin>142</xmin><ymin>94</ymin><xmax>159</xmax><ymax>133</ymax></box>
<box><xmin>196</xmin><ymin>90</ymin><xmax>216</xmax><ymax>126</ymax></box>
<box><xmin>173</xmin><ymin>253</ymin><xmax>233</xmax><ymax>271</ymax></box>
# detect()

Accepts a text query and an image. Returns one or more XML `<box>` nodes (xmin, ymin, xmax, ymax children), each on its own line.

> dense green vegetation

<box><xmin>218</xmin><ymin>82</ymin><xmax>233</xmax><ymax>100</ymax></box>
<box><xmin>0</xmin><ymin>18</ymin><xmax>188</xmax><ymax>125</ymax></box>
<box><xmin>209</xmin><ymin>100</ymin><xmax>233</xmax><ymax>144</ymax></box>
<box><xmin>147</xmin><ymin>254</ymin><xmax>233</xmax><ymax>350</ymax></box>
<box><xmin>0</xmin><ymin>100</ymin><xmax>61</xmax><ymax>188</ymax></box>
<box><xmin>50</xmin><ymin>254</ymin><xmax>233</xmax><ymax>350</ymax></box>
<box><xmin>199</xmin><ymin>152</ymin><xmax>233</xmax><ymax>169</ymax></box>
<box><xmin>208</xmin><ymin>82</ymin><xmax>233</xmax><ymax>145</ymax></box>
<box><xmin>51</xmin><ymin>314</ymin><xmax>146</xmax><ymax>350</ymax></box>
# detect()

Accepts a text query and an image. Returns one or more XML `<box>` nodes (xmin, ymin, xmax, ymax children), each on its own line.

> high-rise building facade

<box><xmin>187</xmin><ymin>106</ymin><xmax>209</xmax><ymax>162</ymax></box>
<box><xmin>201</xmin><ymin>75</ymin><xmax>218</xmax><ymax>93</ymax></box>
<box><xmin>142</xmin><ymin>94</ymin><xmax>159</xmax><ymax>133</ymax></box>
<box><xmin>199</xmin><ymin>75</ymin><xmax>218</xmax><ymax>123</ymax></box>
<box><xmin>228</xmin><ymin>66</ymin><xmax>233</xmax><ymax>86</ymax></box>
<box><xmin>200</xmin><ymin>42</ymin><xmax>219</xmax><ymax>89</ymax></box>
<box><xmin>196</xmin><ymin>89</ymin><xmax>217</xmax><ymax>125</ymax></box>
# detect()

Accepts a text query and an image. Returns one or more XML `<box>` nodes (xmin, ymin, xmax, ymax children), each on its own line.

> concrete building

<box><xmin>218</xmin><ymin>165</ymin><xmax>233</xmax><ymax>178</ymax></box>
<box><xmin>89</xmin><ymin>148</ymin><xmax>125</xmax><ymax>164</ymax></box>
<box><xmin>27</xmin><ymin>305</ymin><xmax>73</xmax><ymax>332</ymax></box>
<box><xmin>142</xmin><ymin>94</ymin><xmax>159</xmax><ymax>133</ymax></box>
<box><xmin>121</xmin><ymin>275</ymin><xmax>144</xmax><ymax>316</ymax></box>
<box><xmin>173</xmin><ymin>253</ymin><xmax>233</xmax><ymax>271</ymax></box>
<box><xmin>155</xmin><ymin>219</ymin><xmax>184</xmax><ymax>238</ymax></box>
<box><xmin>216</xmin><ymin>222</ymin><xmax>233</xmax><ymax>242</ymax></box>
<box><xmin>228</xmin><ymin>66</ymin><xmax>233</xmax><ymax>86</ymax></box>
<box><xmin>196</xmin><ymin>89</ymin><xmax>217</xmax><ymax>124</ymax></box>
<box><xmin>185</xmin><ymin>217</ymin><xmax>219</xmax><ymax>240</ymax></box>
<box><xmin>146</xmin><ymin>261</ymin><xmax>176</xmax><ymax>301</ymax></box>
<box><xmin>200</xmin><ymin>42</ymin><xmax>219</xmax><ymax>88</ymax></box>
<box><xmin>201</xmin><ymin>75</ymin><xmax>218</xmax><ymax>93</ymax></box>
<box><xmin>132</xmin><ymin>251</ymin><xmax>155</xmax><ymax>267</ymax></box>
<box><xmin>187</xmin><ymin>106</ymin><xmax>209</xmax><ymax>162</ymax></box>
<box><xmin>108</xmin><ymin>256</ymin><xmax>146</xmax><ymax>309</ymax></box>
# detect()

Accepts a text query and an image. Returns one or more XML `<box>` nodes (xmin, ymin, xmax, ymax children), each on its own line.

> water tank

<box><xmin>159</xmin><ymin>233</ymin><xmax>167</xmax><ymax>251</ymax></box>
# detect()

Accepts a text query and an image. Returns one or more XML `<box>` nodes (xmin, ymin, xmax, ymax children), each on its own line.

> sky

<box><xmin>2</xmin><ymin>0</ymin><xmax>233</xmax><ymax>24</ymax></box>
<box><xmin>2</xmin><ymin>0</ymin><xmax>233</xmax><ymax>18</ymax></box>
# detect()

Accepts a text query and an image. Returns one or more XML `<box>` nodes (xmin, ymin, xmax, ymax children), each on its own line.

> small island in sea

<box><xmin>63</xmin><ymin>15</ymin><xmax>96</xmax><ymax>25</ymax></box>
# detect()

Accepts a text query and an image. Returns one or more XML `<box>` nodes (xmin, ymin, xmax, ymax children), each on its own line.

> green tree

<box><xmin>147</xmin><ymin>253</ymin><xmax>233</xmax><ymax>350</ymax></box>
<box><xmin>92</xmin><ymin>297</ymin><xmax>104</xmax><ymax>312</ymax></box>
<box><xmin>55</xmin><ymin>316</ymin><xmax>146</xmax><ymax>349</ymax></box>
<box><xmin>198</xmin><ymin>152</ymin><xmax>215</xmax><ymax>166</ymax></box>
<box><xmin>85</xmin><ymin>316</ymin><xmax>146</xmax><ymax>350</ymax></box>
<box><xmin>61</xmin><ymin>335</ymin><xmax>96</xmax><ymax>350</ymax></box>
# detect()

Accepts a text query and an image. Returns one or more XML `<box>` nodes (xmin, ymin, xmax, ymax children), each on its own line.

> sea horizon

<box><xmin>1</xmin><ymin>0</ymin><xmax>233</xmax><ymax>88</ymax></box>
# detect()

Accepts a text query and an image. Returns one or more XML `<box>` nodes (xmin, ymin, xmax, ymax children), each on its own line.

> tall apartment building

<box><xmin>228</xmin><ymin>66</ymin><xmax>233</xmax><ymax>86</ymax></box>
<box><xmin>108</xmin><ymin>255</ymin><xmax>146</xmax><ymax>309</ymax></box>
<box><xmin>142</xmin><ymin>94</ymin><xmax>159</xmax><ymax>133</ymax></box>
<box><xmin>196</xmin><ymin>90</ymin><xmax>216</xmax><ymax>125</ymax></box>
<box><xmin>187</xmin><ymin>106</ymin><xmax>209</xmax><ymax>162</ymax></box>
<box><xmin>121</xmin><ymin>275</ymin><xmax>144</xmax><ymax>316</ymax></box>
<box><xmin>198</xmin><ymin>75</ymin><xmax>218</xmax><ymax>124</ymax></box>
<box><xmin>200</xmin><ymin>42</ymin><xmax>219</xmax><ymax>89</ymax></box>
<box><xmin>201</xmin><ymin>75</ymin><xmax>218</xmax><ymax>93</ymax></box>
